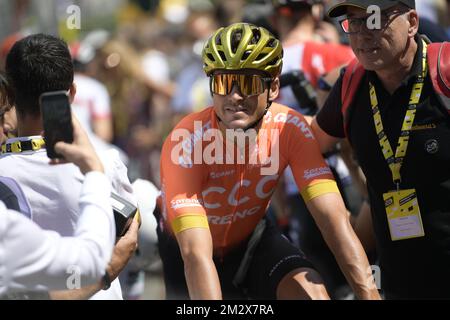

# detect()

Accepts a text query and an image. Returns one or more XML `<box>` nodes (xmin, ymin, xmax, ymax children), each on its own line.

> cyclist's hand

<box><xmin>49</xmin><ymin>114</ymin><xmax>104</xmax><ymax>174</ymax></box>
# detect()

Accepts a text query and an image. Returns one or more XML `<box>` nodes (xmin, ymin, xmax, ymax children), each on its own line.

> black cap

<box><xmin>327</xmin><ymin>0</ymin><xmax>415</xmax><ymax>18</ymax></box>
<box><xmin>273</xmin><ymin>0</ymin><xmax>319</xmax><ymax>10</ymax></box>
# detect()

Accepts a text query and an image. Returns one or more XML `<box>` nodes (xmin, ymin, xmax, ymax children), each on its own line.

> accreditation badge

<box><xmin>383</xmin><ymin>189</ymin><xmax>425</xmax><ymax>241</ymax></box>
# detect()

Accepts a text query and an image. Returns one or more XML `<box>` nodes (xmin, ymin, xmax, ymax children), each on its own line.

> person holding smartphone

<box><xmin>1</xmin><ymin>33</ymin><xmax>138</xmax><ymax>300</ymax></box>
<box><xmin>0</xmin><ymin>116</ymin><xmax>117</xmax><ymax>296</ymax></box>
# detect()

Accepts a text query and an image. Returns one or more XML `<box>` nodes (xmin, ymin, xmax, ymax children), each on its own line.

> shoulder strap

<box><xmin>341</xmin><ymin>58</ymin><xmax>365</xmax><ymax>137</ymax></box>
<box><xmin>427</xmin><ymin>42</ymin><xmax>450</xmax><ymax>114</ymax></box>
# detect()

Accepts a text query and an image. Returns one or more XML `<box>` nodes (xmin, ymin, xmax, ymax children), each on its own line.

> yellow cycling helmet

<box><xmin>202</xmin><ymin>23</ymin><xmax>283</xmax><ymax>78</ymax></box>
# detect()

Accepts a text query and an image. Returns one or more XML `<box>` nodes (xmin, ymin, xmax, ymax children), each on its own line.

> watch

<box><xmin>102</xmin><ymin>271</ymin><xmax>111</xmax><ymax>290</ymax></box>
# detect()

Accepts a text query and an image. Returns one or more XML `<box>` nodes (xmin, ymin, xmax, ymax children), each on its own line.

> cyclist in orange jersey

<box><xmin>157</xmin><ymin>22</ymin><xmax>380</xmax><ymax>300</ymax></box>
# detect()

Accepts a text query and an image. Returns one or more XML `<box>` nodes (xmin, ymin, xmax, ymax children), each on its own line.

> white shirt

<box><xmin>72</xmin><ymin>74</ymin><xmax>128</xmax><ymax>165</ymax></box>
<box><xmin>141</xmin><ymin>50</ymin><xmax>170</xmax><ymax>84</ymax></box>
<box><xmin>0</xmin><ymin>137</ymin><xmax>137</xmax><ymax>299</ymax></box>
<box><xmin>0</xmin><ymin>172</ymin><xmax>115</xmax><ymax>296</ymax></box>
<box><xmin>278</xmin><ymin>43</ymin><xmax>306</xmax><ymax>111</ymax></box>
<box><xmin>416</xmin><ymin>0</ymin><xmax>441</xmax><ymax>24</ymax></box>
<box><xmin>72</xmin><ymin>74</ymin><xmax>111</xmax><ymax>135</ymax></box>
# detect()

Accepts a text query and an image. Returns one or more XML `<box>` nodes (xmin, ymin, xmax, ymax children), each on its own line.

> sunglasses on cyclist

<box><xmin>210</xmin><ymin>73</ymin><xmax>272</xmax><ymax>97</ymax></box>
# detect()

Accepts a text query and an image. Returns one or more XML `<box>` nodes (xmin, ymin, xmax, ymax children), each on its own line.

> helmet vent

<box><xmin>231</xmin><ymin>29</ymin><xmax>243</xmax><ymax>54</ymax></box>
<box><xmin>267</xmin><ymin>58</ymin><xmax>279</xmax><ymax>66</ymax></box>
<box><xmin>267</xmin><ymin>38</ymin><xmax>276</xmax><ymax>48</ymax></box>
<box><xmin>218</xmin><ymin>50</ymin><xmax>226</xmax><ymax>61</ymax></box>
<box><xmin>215</xmin><ymin>36</ymin><xmax>222</xmax><ymax>46</ymax></box>
<box><xmin>250</xmin><ymin>29</ymin><xmax>261</xmax><ymax>44</ymax></box>
<box><xmin>207</xmin><ymin>53</ymin><xmax>215</xmax><ymax>62</ymax></box>
<box><xmin>256</xmin><ymin>53</ymin><xmax>267</xmax><ymax>61</ymax></box>
<box><xmin>242</xmin><ymin>50</ymin><xmax>251</xmax><ymax>61</ymax></box>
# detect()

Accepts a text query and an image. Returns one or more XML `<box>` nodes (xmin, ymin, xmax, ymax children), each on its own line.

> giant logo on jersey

<box><xmin>265</xmin><ymin>111</ymin><xmax>314</xmax><ymax>139</ymax></box>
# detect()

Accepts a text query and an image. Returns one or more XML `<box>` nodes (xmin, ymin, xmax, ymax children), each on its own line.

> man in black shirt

<box><xmin>312</xmin><ymin>0</ymin><xmax>450</xmax><ymax>299</ymax></box>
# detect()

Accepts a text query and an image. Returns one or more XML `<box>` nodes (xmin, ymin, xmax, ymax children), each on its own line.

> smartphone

<box><xmin>39</xmin><ymin>91</ymin><xmax>74</xmax><ymax>159</ymax></box>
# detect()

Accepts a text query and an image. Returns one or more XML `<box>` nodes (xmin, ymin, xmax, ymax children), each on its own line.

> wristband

<box><xmin>102</xmin><ymin>271</ymin><xmax>111</xmax><ymax>290</ymax></box>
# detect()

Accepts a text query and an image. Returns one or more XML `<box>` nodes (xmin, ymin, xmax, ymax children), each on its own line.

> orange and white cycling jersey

<box><xmin>160</xmin><ymin>103</ymin><xmax>339</xmax><ymax>256</ymax></box>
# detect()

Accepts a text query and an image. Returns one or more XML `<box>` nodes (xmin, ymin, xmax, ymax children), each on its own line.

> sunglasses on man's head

<box><xmin>210</xmin><ymin>73</ymin><xmax>272</xmax><ymax>97</ymax></box>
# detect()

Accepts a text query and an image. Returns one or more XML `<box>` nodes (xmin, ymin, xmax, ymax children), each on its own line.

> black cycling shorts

<box><xmin>156</xmin><ymin>211</ymin><xmax>316</xmax><ymax>300</ymax></box>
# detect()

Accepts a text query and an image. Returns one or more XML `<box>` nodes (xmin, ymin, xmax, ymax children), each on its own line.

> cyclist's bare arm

<box><xmin>175</xmin><ymin>227</ymin><xmax>222</xmax><ymax>300</ymax></box>
<box><xmin>286</xmin><ymin>112</ymin><xmax>378</xmax><ymax>299</ymax></box>
<box><xmin>306</xmin><ymin>193</ymin><xmax>380</xmax><ymax>300</ymax></box>
<box><xmin>160</xmin><ymin>116</ymin><xmax>222</xmax><ymax>299</ymax></box>
<box><xmin>311</xmin><ymin>117</ymin><xmax>341</xmax><ymax>154</ymax></box>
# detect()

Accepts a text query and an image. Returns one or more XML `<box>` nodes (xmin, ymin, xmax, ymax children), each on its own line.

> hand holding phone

<box><xmin>40</xmin><ymin>91</ymin><xmax>74</xmax><ymax>159</ymax></box>
<box><xmin>49</xmin><ymin>112</ymin><xmax>104</xmax><ymax>175</ymax></box>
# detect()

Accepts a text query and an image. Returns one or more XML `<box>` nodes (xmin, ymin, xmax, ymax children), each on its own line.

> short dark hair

<box><xmin>5</xmin><ymin>34</ymin><xmax>74</xmax><ymax>117</ymax></box>
<box><xmin>0</xmin><ymin>72</ymin><xmax>12</xmax><ymax>110</ymax></box>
